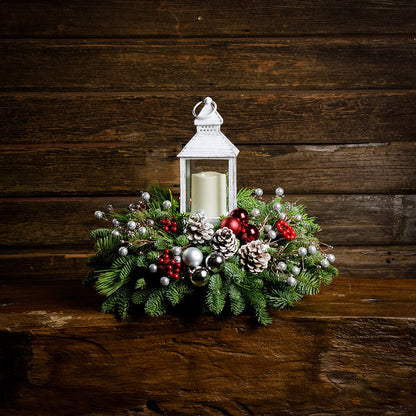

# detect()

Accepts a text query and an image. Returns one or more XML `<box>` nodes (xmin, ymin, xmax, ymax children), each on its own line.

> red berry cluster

<box><xmin>158</xmin><ymin>249</ymin><xmax>181</xmax><ymax>279</ymax></box>
<box><xmin>160</xmin><ymin>216</ymin><xmax>178</xmax><ymax>233</ymax></box>
<box><xmin>276</xmin><ymin>219</ymin><xmax>296</xmax><ymax>240</ymax></box>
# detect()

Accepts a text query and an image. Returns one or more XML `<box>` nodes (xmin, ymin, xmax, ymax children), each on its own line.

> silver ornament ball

<box><xmin>111</xmin><ymin>230</ymin><xmax>121</xmax><ymax>237</ymax></box>
<box><xmin>251</xmin><ymin>208</ymin><xmax>261</xmax><ymax>218</ymax></box>
<box><xmin>190</xmin><ymin>267</ymin><xmax>209</xmax><ymax>287</ymax></box>
<box><xmin>112</xmin><ymin>218</ymin><xmax>120</xmax><ymax>227</ymax></box>
<box><xmin>292</xmin><ymin>265</ymin><xmax>301</xmax><ymax>275</ymax></box>
<box><xmin>118</xmin><ymin>246</ymin><xmax>128</xmax><ymax>256</ymax></box>
<box><xmin>287</xmin><ymin>276</ymin><xmax>297</xmax><ymax>287</ymax></box>
<box><xmin>275</xmin><ymin>187</ymin><xmax>284</xmax><ymax>196</ymax></box>
<box><xmin>255</xmin><ymin>188</ymin><xmax>263</xmax><ymax>197</ymax></box>
<box><xmin>142</xmin><ymin>192</ymin><xmax>150</xmax><ymax>202</ymax></box>
<box><xmin>171</xmin><ymin>246</ymin><xmax>182</xmax><ymax>256</ymax></box>
<box><xmin>127</xmin><ymin>220</ymin><xmax>136</xmax><ymax>231</ymax></box>
<box><xmin>308</xmin><ymin>245</ymin><xmax>317</xmax><ymax>255</ymax></box>
<box><xmin>160</xmin><ymin>276</ymin><xmax>170</xmax><ymax>286</ymax></box>
<box><xmin>279</xmin><ymin>212</ymin><xmax>287</xmax><ymax>220</ymax></box>
<box><xmin>278</xmin><ymin>261</ymin><xmax>287</xmax><ymax>271</ymax></box>
<box><xmin>328</xmin><ymin>254</ymin><xmax>336</xmax><ymax>263</ymax></box>
<box><xmin>295</xmin><ymin>214</ymin><xmax>303</xmax><ymax>221</ymax></box>
<box><xmin>182</xmin><ymin>247</ymin><xmax>204</xmax><ymax>268</ymax></box>
<box><xmin>321</xmin><ymin>258</ymin><xmax>330</xmax><ymax>268</ymax></box>
<box><xmin>138</xmin><ymin>226</ymin><xmax>147</xmax><ymax>235</ymax></box>
<box><xmin>162</xmin><ymin>200</ymin><xmax>172</xmax><ymax>210</ymax></box>
<box><xmin>94</xmin><ymin>210</ymin><xmax>104</xmax><ymax>219</ymax></box>
<box><xmin>148</xmin><ymin>263</ymin><xmax>158</xmax><ymax>273</ymax></box>
<box><xmin>298</xmin><ymin>247</ymin><xmax>307</xmax><ymax>257</ymax></box>
<box><xmin>206</xmin><ymin>252</ymin><xmax>225</xmax><ymax>271</ymax></box>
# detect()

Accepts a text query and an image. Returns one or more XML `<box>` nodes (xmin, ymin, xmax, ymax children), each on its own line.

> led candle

<box><xmin>191</xmin><ymin>171</ymin><xmax>227</xmax><ymax>218</ymax></box>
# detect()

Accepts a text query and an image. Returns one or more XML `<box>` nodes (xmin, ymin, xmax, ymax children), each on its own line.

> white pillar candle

<box><xmin>191</xmin><ymin>171</ymin><xmax>227</xmax><ymax>218</ymax></box>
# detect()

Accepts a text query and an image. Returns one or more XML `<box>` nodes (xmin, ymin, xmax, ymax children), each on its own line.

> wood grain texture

<box><xmin>1</xmin><ymin>195</ymin><xmax>414</xmax><ymax>249</ymax></box>
<box><xmin>2</xmin><ymin>91</ymin><xmax>416</xmax><ymax>145</ymax></box>
<box><xmin>1</xmin><ymin>38</ymin><xmax>415</xmax><ymax>91</ymax></box>
<box><xmin>0</xmin><ymin>277</ymin><xmax>415</xmax><ymax>416</ymax></box>
<box><xmin>1</xmin><ymin>142</ymin><xmax>415</xmax><ymax>196</ymax></box>
<box><xmin>1</xmin><ymin>0</ymin><xmax>415</xmax><ymax>38</ymax></box>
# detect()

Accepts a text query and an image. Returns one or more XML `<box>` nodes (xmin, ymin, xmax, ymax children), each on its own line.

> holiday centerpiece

<box><xmin>85</xmin><ymin>98</ymin><xmax>337</xmax><ymax>325</ymax></box>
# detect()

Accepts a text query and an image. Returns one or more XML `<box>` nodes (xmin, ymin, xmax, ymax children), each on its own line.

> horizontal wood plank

<box><xmin>1</xmin><ymin>245</ymin><xmax>415</xmax><ymax>280</ymax></box>
<box><xmin>0</xmin><ymin>277</ymin><xmax>415</xmax><ymax>415</ymax></box>
<box><xmin>1</xmin><ymin>39</ymin><xmax>415</xmax><ymax>91</ymax></box>
<box><xmin>1</xmin><ymin>0</ymin><xmax>415</xmax><ymax>38</ymax></box>
<box><xmin>0</xmin><ymin>142</ymin><xmax>414</xmax><ymax>196</ymax></box>
<box><xmin>0</xmin><ymin>195</ymin><xmax>414</xmax><ymax>249</ymax></box>
<box><xmin>2</xmin><ymin>91</ymin><xmax>415</xmax><ymax>145</ymax></box>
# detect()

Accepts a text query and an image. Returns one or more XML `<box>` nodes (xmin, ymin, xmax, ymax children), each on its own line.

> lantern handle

<box><xmin>192</xmin><ymin>97</ymin><xmax>217</xmax><ymax>119</ymax></box>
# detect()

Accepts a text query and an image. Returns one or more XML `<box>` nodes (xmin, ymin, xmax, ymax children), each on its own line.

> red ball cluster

<box><xmin>160</xmin><ymin>216</ymin><xmax>178</xmax><ymax>233</ymax></box>
<box><xmin>158</xmin><ymin>248</ymin><xmax>181</xmax><ymax>279</ymax></box>
<box><xmin>221</xmin><ymin>208</ymin><xmax>260</xmax><ymax>244</ymax></box>
<box><xmin>276</xmin><ymin>219</ymin><xmax>296</xmax><ymax>240</ymax></box>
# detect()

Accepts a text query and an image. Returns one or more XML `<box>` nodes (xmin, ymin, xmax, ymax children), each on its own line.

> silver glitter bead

<box><xmin>255</xmin><ymin>188</ymin><xmax>263</xmax><ymax>197</ymax></box>
<box><xmin>127</xmin><ymin>220</ymin><xmax>136</xmax><ymax>231</ymax></box>
<box><xmin>128</xmin><ymin>203</ymin><xmax>136</xmax><ymax>211</ymax></box>
<box><xmin>268</xmin><ymin>230</ymin><xmax>277</xmax><ymax>240</ymax></box>
<box><xmin>148</xmin><ymin>264</ymin><xmax>158</xmax><ymax>273</ymax></box>
<box><xmin>278</xmin><ymin>261</ymin><xmax>287</xmax><ymax>271</ymax></box>
<box><xmin>111</xmin><ymin>230</ymin><xmax>121</xmax><ymax>237</ymax></box>
<box><xmin>160</xmin><ymin>276</ymin><xmax>170</xmax><ymax>286</ymax></box>
<box><xmin>287</xmin><ymin>276</ymin><xmax>297</xmax><ymax>286</ymax></box>
<box><xmin>275</xmin><ymin>187</ymin><xmax>284</xmax><ymax>196</ymax></box>
<box><xmin>171</xmin><ymin>246</ymin><xmax>182</xmax><ymax>256</ymax></box>
<box><xmin>292</xmin><ymin>266</ymin><xmax>301</xmax><ymax>275</ymax></box>
<box><xmin>174</xmin><ymin>255</ymin><xmax>182</xmax><ymax>263</ymax></box>
<box><xmin>112</xmin><ymin>218</ymin><xmax>120</xmax><ymax>227</ymax></box>
<box><xmin>321</xmin><ymin>258</ymin><xmax>330</xmax><ymax>268</ymax></box>
<box><xmin>138</xmin><ymin>226</ymin><xmax>147</xmax><ymax>235</ymax></box>
<box><xmin>279</xmin><ymin>212</ymin><xmax>287</xmax><ymax>220</ymax></box>
<box><xmin>142</xmin><ymin>192</ymin><xmax>150</xmax><ymax>202</ymax></box>
<box><xmin>273</xmin><ymin>202</ymin><xmax>282</xmax><ymax>212</ymax></box>
<box><xmin>94</xmin><ymin>210</ymin><xmax>104</xmax><ymax>219</ymax></box>
<box><xmin>264</xmin><ymin>224</ymin><xmax>272</xmax><ymax>232</ymax></box>
<box><xmin>182</xmin><ymin>247</ymin><xmax>204</xmax><ymax>268</ymax></box>
<box><xmin>328</xmin><ymin>254</ymin><xmax>336</xmax><ymax>263</ymax></box>
<box><xmin>298</xmin><ymin>247</ymin><xmax>307</xmax><ymax>257</ymax></box>
<box><xmin>251</xmin><ymin>208</ymin><xmax>261</xmax><ymax>218</ymax></box>
<box><xmin>162</xmin><ymin>200</ymin><xmax>172</xmax><ymax>210</ymax></box>
<box><xmin>146</xmin><ymin>218</ymin><xmax>154</xmax><ymax>227</ymax></box>
<box><xmin>118</xmin><ymin>246</ymin><xmax>128</xmax><ymax>256</ymax></box>
<box><xmin>295</xmin><ymin>214</ymin><xmax>303</xmax><ymax>221</ymax></box>
<box><xmin>308</xmin><ymin>245</ymin><xmax>317</xmax><ymax>255</ymax></box>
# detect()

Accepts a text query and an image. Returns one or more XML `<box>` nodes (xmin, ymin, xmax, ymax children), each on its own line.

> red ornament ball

<box><xmin>240</xmin><ymin>224</ymin><xmax>259</xmax><ymax>243</ymax></box>
<box><xmin>230</xmin><ymin>208</ymin><xmax>249</xmax><ymax>226</ymax></box>
<box><xmin>221</xmin><ymin>216</ymin><xmax>242</xmax><ymax>235</ymax></box>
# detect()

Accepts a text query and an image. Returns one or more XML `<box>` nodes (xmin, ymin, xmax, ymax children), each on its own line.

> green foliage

<box><xmin>86</xmin><ymin>184</ymin><xmax>338</xmax><ymax>326</ymax></box>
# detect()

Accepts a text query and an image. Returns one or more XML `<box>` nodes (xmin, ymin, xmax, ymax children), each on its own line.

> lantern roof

<box><xmin>177</xmin><ymin>97</ymin><xmax>239</xmax><ymax>159</ymax></box>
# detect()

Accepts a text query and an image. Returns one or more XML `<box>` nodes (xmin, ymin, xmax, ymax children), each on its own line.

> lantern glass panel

<box><xmin>187</xmin><ymin>159</ymin><xmax>229</xmax><ymax>218</ymax></box>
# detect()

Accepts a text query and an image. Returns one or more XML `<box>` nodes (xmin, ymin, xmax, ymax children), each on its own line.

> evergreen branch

<box><xmin>206</xmin><ymin>274</ymin><xmax>226</xmax><ymax>315</ymax></box>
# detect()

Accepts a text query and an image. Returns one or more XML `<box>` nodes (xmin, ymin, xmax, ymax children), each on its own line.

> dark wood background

<box><xmin>0</xmin><ymin>1</ymin><xmax>415</xmax><ymax>415</ymax></box>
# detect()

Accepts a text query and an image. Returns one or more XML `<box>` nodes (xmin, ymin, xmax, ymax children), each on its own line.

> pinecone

<box><xmin>211</xmin><ymin>227</ymin><xmax>238</xmax><ymax>259</ymax></box>
<box><xmin>239</xmin><ymin>240</ymin><xmax>271</xmax><ymax>274</ymax></box>
<box><xmin>185</xmin><ymin>213</ymin><xmax>214</xmax><ymax>244</ymax></box>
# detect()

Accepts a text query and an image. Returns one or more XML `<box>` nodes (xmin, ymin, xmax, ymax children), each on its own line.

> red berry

<box><xmin>171</xmin><ymin>226</ymin><xmax>178</xmax><ymax>233</ymax></box>
<box><xmin>164</xmin><ymin>249</ymin><xmax>169</xmax><ymax>254</ymax></box>
<box><xmin>172</xmin><ymin>221</ymin><xmax>177</xmax><ymax>226</ymax></box>
<box><xmin>163</xmin><ymin>226</ymin><xmax>170</xmax><ymax>232</ymax></box>
<box><xmin>168</xmin><ymin>271</ymin><xmax>173</xmax><ymax>277</ymax></box>
<box><xmin>174</xmin><ymin>274</ymin><xmax>179</xmax><ymax>279</ymax></box>
<box><xmin>167</xmin><ymin>265</ymin><xmax>172</xmax><ymax>271</ymax></box>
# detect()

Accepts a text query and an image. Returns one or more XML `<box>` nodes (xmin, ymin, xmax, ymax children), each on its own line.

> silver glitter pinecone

<box><xmin>185</xmin><ymin>213</ymin><xmax>214</xmax><ymax>244</ymax></box>
<box><xmin>211</xmin><ymin>227</ymin><xmax>238</xmax><ymax>259</ymax></box>
<box><xmin>239</xmin><ymin>240</ymin><xmax>271</xmax><ymax>274</ymax></box>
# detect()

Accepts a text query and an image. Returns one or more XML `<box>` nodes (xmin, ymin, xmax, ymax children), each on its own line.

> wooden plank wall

<box><xmin>0</xmin><ymin>0</ymin><xmax>415</xmax><ymax>280</ymax></box>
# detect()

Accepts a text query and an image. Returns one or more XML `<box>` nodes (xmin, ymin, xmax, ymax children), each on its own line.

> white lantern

<box><xmin>177</xmin><ymin>97</ymin><xmax>239</xmax><ymax>223</ymax></box>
